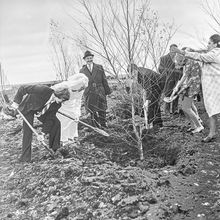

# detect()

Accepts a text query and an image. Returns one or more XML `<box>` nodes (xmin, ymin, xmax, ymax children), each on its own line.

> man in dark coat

<box><xmin>80</xmin><ymin>51</ymin><xmax>111</xmax><ymax>128</ymax></box>
<box><xmin>158</xmin><ymin>44</ymin><xmax>183</xmax><ymax>114</ymax></box>
<box><xmin>128</xmin><ymin>64</ymin><xmax>165</xmax><ymax>127</ymax></box>
<box><xmin>9</xmin><ymin>85</ymin><xmax>70</xmax><ymax>162</ymax></box>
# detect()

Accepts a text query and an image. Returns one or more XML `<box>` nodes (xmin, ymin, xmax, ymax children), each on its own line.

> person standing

<box><xmin>173</xmin><ymin>34</ymin><xmax>220</xmax><ymax>142</ymax></box>
<box><xmin>52</xmin><ymin>73</ymin><xmax>88</xmax><ymax>145</ymax></box>
<box><xmin>9</xmin><ymin>84</ymin><xmax>70</xmax><ymax>162</ymax></box>
<box><xmin>158</xmin><ymin>44</ymin><xmax>183</xmax><ymax>114</ymax></box>
<box><xmin>80</xmin><ymin>50</ymin><xmax>111</xmax><ymax>128</ymax></box>
<box><xmin>128</xmin><ymin>64</ymin><xmax>165</xmax><ymax>128</ymax></box>
<box><xmin>170</xmin><ymin>48</ymin><xmax>203</xmax><ymax>133</ymax></box>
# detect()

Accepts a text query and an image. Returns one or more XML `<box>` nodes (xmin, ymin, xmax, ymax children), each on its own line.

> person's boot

<box><xmin>91</xmin><ymin>112</ymin><xmax>101</xmax><ymax>128</ymax></box>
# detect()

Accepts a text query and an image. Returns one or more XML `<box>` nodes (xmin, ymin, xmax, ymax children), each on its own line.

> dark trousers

<box><xmin>20</xmin><ymin>112</ymin><xmax>34</xmax><ymax>162</ymax></box>
<box><xmin>148</xmin><ymin>100</ymin><xmax>163</xmax><ymax>127</ymax></box>
<box><xmin>48</xmin><ymin>117</ymin><xmax>60</xmax><ymax>151</ymax></box>
<box><xmin>90</xmin><ymin>110</ymin><xmax>106</xmax><ymax>128</ymax></box>
<box><xmin>20</xmin><ymin>112</ymin><xmax>61</xmax><ymax>162</ymax></box>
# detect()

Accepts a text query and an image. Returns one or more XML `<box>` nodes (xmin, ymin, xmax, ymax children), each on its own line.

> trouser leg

<box><xmin>98</xmin><ymin>111</ymin><xmax>107</xmax><ymax>127</ymax></box>
<box><xmin>20</xmin><ymin>112</ymin><xmax>34</xmax><ymax>162</ymax></box>
<box><xmin>47</xmin><ymin>117</ymin><xmax>61</xmax><ymax>152</ymax></box>
<box><xmin>172</xmin><ymin>97</ymin><xmax>179</xmax><ymax>113</ymax></box>
<box><xmin>91</xmin><ymin>111</ymin><xmax>100</xmax><ymax>127</ymax></box>
<box><xmin>150</xmin><ymin>100</ymin><xmax>163</xmax><ymax>127</ymax></box>
<box><xmin>148</xmin><ymin>100</ymin><xmax>162</xmax><ymax>127</ymax></box>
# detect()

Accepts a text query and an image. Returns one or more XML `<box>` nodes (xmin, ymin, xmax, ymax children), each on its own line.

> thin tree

<box><xmin>69</xmin><ymin>0</ymin><xmax>176</xmax><ymax>159</ymax></box>
<box><xmin>49</xmin><ymin>20</ymin><xmax>79</xmax><ymax>81</ymax></box>
<box><xmin>202</xmin><ymin>0</ymin><xmax>220</xmax><ymax>34</ymax></box>
<box><xmin>0</xmin><ymin>63</ymin><xmax>10</xmax><ymax>105</ymax></box>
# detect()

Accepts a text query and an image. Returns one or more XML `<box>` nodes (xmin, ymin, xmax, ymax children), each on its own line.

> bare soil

<box><xmin>0</xmin><ymin>96</ymin><xmax>220</xmax><ymax>220</ymax></box>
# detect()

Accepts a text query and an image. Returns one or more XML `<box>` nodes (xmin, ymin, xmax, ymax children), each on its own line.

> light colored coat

<box><xmin>185</xmin><ymin>48</ymin><xmax>220</xmax><ymax>117</ymax></box>
<box><xmin>52</xmin><ymin>73</ymin><xmax>88</xmax><ymax>141</ymax></box>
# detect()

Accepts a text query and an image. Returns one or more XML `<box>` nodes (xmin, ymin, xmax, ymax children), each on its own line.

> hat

<box><xmin>83</xmin><ymin>50</ymin><xmax>94</xmax><ymax>59</ymax></box>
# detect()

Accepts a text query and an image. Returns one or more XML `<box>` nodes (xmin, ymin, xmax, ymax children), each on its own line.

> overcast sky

<box><xmin>0</xmin><ymin>0</ymin><xmax>217</xmax><ymax>84</ymax></box>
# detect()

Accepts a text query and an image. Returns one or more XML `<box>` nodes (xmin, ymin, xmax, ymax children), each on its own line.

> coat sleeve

<box><xmin>13</xmin><ymin>85</ymin><xmax>52</xmax><ymax>104</ymax></box>
<box><xmin>13</xmin><ymin>85</ymin><xmax>33</xmax><ymax>104</ymax></box>
<box><xmin>137</xmin><ymin>71</ymin><xmax>152</xmax><ymax>100</ymax></box>
<box><xmin>101</xmin><ymin>66</ymin><xmax>111</xmax><ymax>95</ymax></box>
<box><xmin>158</xmin><ymin>57</ymin><xmax>166</xmax><ymax>74</ymax></box>
<box><xmin>185</xmin><ymin>49</ymin><xmax>218</xmax><ymax>63</ymax></box>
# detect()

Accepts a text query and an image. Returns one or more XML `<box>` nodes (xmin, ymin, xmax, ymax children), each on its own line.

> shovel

<box><xmin>17</xmin><ymin>109</ymin><xmax>55</xmax><ymax>157</ymax></box>
<box><xmin>58</xmin><ymin>111</ymin><xmax>110</xmax><ymax>137</ymax></box>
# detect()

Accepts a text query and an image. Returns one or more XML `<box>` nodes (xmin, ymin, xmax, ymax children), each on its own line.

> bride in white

<box><xmin>52</xmin><ymin>73</ymin><xmax>88</xmax><ymax>145</ymax></box>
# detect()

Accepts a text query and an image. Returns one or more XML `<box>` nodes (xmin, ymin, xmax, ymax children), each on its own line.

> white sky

<box><xmin>0</xmin><ymin>0</ymin><xmax>217</xmax><ymax>84</ymax></box>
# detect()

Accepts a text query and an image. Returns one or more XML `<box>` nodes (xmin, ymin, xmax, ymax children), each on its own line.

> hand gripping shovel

<box><xmin>58</xmin><ymin>111</ymin><xmax>110</xmax><ymax>137</ymax></box>
<box><xmin>163</xmin><ymin>86</ymin><xmax>186</xmax><ymax>103</ymax></box>
<box><xmin>17</xmin><ymin>109</ymin><xmax>55</xmax><ymax>157</ymax></box>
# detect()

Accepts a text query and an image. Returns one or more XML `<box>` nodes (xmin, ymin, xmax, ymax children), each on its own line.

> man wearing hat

<box><xmin>80</xmin><ymin>50</ymin><xmax>111</xmax><ymax>128</ymax></box>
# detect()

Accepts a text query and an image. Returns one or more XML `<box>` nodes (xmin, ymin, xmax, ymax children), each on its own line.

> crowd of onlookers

<box><xmin>3</xmin><ymin>34</ymin><xmax>220</xmax><ymax>163</ymax></box>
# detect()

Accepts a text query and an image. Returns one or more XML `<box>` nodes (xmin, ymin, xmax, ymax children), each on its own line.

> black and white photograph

<box><xmin>0</xmin><ymin>0</ymin><xmax>220</xmax><ymax>219</ymax></box>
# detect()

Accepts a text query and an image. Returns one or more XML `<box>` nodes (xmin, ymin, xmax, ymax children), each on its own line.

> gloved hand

<box><xmin>37</xmin><ymin>133</ymin><xmax>45</xmax><ymax>142</ymax></box>
<box><xmin>171</xmin><ymin>87</ymin><xmax>178</xmax><ymax>98</ymax></box>
<box><xmin>3</xmin><ymin>104</ymin><xmax>18</xmax><ymax>118</ymax></box>
<box><xmin>11</xmin><ymin>102</ymin><xmax>19</xmax><ymax>109</ymax></box>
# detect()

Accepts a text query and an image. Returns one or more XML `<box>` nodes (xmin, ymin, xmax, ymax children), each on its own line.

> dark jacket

<box><xmin>80</xmin><ymin>63</ymin><xmax>111</xmax><ymax>112</ymax></box>
<box><xmin>158</xmin><ymin>54</ymin><xmax>182</xmax><ymax>96</ymax></box>
<box><xmin>137</xmin><ymin>67</ymin><xmax>165</xmax><ymax>101</ymax></box>
<box><xmin>158</xmin><ymin>54</ymin><xmax>176</xmax><ymax>75</ymax></box>
<box><xmin>14</xmin><ymin>85</ymin><xmax>61</xmax><ymax>130</ymax></box>
<box><xmin>137</xmin><ymin>67</ymin><xmax>164</xmax><ymax>126</ymax></box>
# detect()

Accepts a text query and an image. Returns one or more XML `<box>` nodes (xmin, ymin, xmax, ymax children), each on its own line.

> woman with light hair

<box><xmin>173</xmin><ymin>34</ymin><xmax>220</xmax><ymax>142</ymax></box>
<box><xmin>52</xmin><ymin>73</ymin><xmax>88</xmax><ymax>145</ymax></box>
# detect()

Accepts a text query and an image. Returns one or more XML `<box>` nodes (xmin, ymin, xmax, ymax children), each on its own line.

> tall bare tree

<box><xmin>50</xmin><ymin>20</ymin><xmax>81</xmax><ymax>80</ymax></box>
<box><xmin>202</xmin><ymin>0</ymin><xmax>220</xmax><ymax>34</ymax></box>
<box><xmin>0</xmin><ymin>63</ymin><xmax>10</xmax><ymax>105</ymax></box>
<box><xmin>69</xmin><ymin>0</ymin><xmax>176</xmax><ymax>159</ymax></box>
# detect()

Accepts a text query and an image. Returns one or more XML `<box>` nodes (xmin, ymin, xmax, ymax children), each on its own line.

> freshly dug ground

<box><xmin>0</xmin><ymin>94</ymin><xmax>220</xmax><ymax>220</ymax></box>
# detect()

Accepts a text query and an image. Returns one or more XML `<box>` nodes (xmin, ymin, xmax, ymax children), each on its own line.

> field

<box><xmin>0</xmin><ymin>86</ymin><xmax>220</xmax><ymax>220</ymax></box>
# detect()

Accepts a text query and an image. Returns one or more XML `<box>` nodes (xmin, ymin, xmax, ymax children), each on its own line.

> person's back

<box><xmin>132</xmin><ymin>65</ymin><xmax>163</xmax><ymax>127</ymax></box>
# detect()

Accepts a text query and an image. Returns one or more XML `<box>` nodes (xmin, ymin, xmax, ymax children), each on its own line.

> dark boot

<box><xmin>91</xmin><ymin>112</ymin><xmax>100</xmax><ymax>128</ymax></box>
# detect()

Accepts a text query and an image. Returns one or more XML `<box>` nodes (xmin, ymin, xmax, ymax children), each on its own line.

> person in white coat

<box><xmin>52</xmin><ymin>73</ymin><xmax>89</xmax><ymax>144</ymax></box>
<box><xmin>173</xmin><ymin>34</ymin><xmax>220</xmax><ymax>142</ymax></box>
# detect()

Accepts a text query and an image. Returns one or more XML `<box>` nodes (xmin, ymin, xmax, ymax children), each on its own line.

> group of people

<box><xmin>156</xmin><ymin>34</ymin><xmax>220</xmax><ymax>142</ymax></box>
<box><xmin>127</xmin><ymin>34</ymin><xmax>220</xmax><ymax>143</ymax></box>
<box><xmin>172</xmin><ymin>34</ymin><xmax>220</xmax><ymax>142</ymax></box>
<box><xmin>7</xmin><ymin>50</ymin><xmax>111</xmax><ymax>162</ymax></box>
<box><xmin>6</xmin><ymin>33</ymin><xmax>220</xmax><ymax>163</ymax></box>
